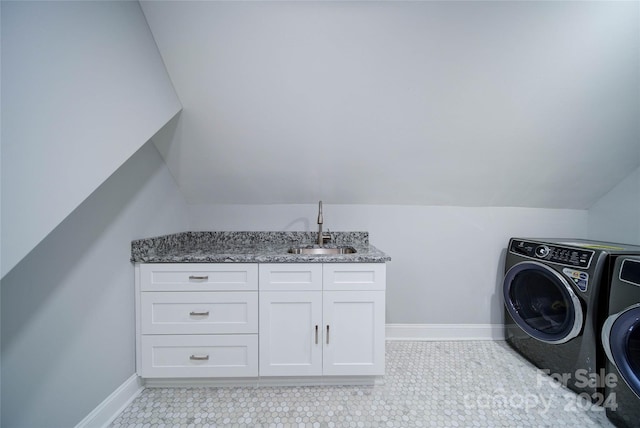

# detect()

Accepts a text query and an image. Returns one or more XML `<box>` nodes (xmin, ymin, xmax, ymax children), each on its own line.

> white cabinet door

<box><xmin>322</xmin><ymin>290</ymin><xmax>386</xmax><ymax>376</ymax></box>
<box><xmin>259</xmin><ymin>291</ymin><xmax>323</xmax><ymax>376</ymax></box>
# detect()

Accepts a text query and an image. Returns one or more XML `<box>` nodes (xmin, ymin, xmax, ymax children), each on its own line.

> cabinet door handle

<box><xmin>326</xmin><ymin>325</ymin><xmax>330</xmax><ymax>344</ymax></box>
<box><xmin>188</xmin><ymin>275</ymin><xmax>209</xmax><ymax>281</ymax></box>
<box><xmin>189</xmin><ymin>354</ymin><xmax>210</xmax><ymax>361</ymax></box>
<box><xmin>315</xmin><ymin>325</ymin><xmax>319</xmax><ymax>344</ymax></box>
<box><xmin>189</xmin><ymin>311</ymin><xmax>210</xmax><ymax>316</ymax></box>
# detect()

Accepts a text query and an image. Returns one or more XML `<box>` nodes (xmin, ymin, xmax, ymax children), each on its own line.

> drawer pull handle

<box><xmin>190</xmin><ymin>354</ymin><xmax>210</xmax><ymax>361</ymax></box>
<box><xmin>188</xmin><ymin>275</ymin><xmax>209</xmax><ymax>281</ymax></box>
<box><xmin>189</xmin><ymin>311</ymin><xmax>210</xmax><ymax>317</ymax></box>
<box><xmin>315</xmin><ymin>325</ymin><xmax>319</xmax><ymax>344</ymax></box>
<box><xmin>326</xmin><ymin>325</ymin><xmax>330</xmax><ymax>344</ymax></box>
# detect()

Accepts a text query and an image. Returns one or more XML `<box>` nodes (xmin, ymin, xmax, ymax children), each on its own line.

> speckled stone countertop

<box><xmin>131</xmin><ymin>231</ymin><xmax>391</xmax><ymax>263</ymax></box>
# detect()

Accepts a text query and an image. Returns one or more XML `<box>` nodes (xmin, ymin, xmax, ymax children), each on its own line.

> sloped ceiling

<box><xmin>141</xmin><ymin>1</ymin><xmax>640</xmax><ymax>209</ymax></box>
<box><xmin>1</xmin><ymin>1</ymin><xmax>181</xmax><ymax>277</ymax></box>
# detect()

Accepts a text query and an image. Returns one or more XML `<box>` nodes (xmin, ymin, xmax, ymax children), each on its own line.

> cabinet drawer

<box><xmin>140</xmin><ymin>264</ymin><xmax>258</xmax><ymax>291</ymax></box>
<box><xmin>259</xmin><ymin>264</ymin><xmax>322</xmax><ymax>291</ymax></box>
<box><xmin>323</xmin><ymin>263</ymin><xmax>386</xmax><ymax>291</ymax></box>
<box><xmin>141</xmin><ymin>292</ymin><xmax>258</xmax><ymax>334</ymax></box>
<box><xmin>139</xmin><ymin>334</ymin><xmax>258</xmax><ymax>378</ymax></box>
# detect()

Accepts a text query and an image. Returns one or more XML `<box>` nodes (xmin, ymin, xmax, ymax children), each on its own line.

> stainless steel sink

<box><xmin>288</xmin><ymin>246</ymin><xmax>357</xmax><ymax>255</ymax></box>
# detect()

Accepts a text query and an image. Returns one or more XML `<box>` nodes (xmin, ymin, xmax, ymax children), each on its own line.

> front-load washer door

<box><xmin>602</xmin><ymin>304</ymin><xmax>640</xmax><ymax>399</ymax></box>
<box><xmin>503</xmin><ymin>261</ymin><xmax>584</xmax><ymax>344</ymax></box>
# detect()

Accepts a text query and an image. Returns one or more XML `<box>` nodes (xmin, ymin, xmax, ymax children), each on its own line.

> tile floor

<box><xmin>111</xmin><ymin>341</ymin><xmax>614</xmax><ymax>427</ymax></box>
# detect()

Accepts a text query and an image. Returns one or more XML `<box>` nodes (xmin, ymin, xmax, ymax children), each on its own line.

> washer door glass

<box><xmin>603</xmin><ymin>306</ymin><xmax>640</xmax><ymax>399</ymax></box>
<box><xmin>504</xmin><ymin>261</ymin><xmax>583</xmax><ymax>344</ymax></box>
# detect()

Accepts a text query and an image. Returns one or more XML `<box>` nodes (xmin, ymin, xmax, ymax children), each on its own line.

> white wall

<box><xmin>143</xmin><ymin>1</ymin><xmax>639</xmax><ymax>210</ymax></box>
<box><xmin>1</xmin><ymin>0</ymin><xmax>182</xmax><ymax>277</ymax></box>
<box><xmin>0</xmin><ymin>141</ymin><xmax>189</xmax><ymax>428</ymax></box>
<box><xmin>189</xmin><ymin>204</ymin><xmax>587</xmax><ymax>325</ymax></box>
<box><xmin>588</xmin><ymin>166</ymin><xmax>640</xmax><ymax>246</ymax></box>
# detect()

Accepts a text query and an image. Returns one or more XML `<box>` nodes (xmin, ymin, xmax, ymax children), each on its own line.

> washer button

<box><xmin>535</xmin><ymin>245</ymin><xmax>550</xmax><ymax>258</ymax></box>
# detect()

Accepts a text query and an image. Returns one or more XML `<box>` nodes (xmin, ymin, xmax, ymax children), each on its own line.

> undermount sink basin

<box><xmin>288</xmin><ymin>246</ymin><xmax>357</xmax><ymax>255</ymax></box>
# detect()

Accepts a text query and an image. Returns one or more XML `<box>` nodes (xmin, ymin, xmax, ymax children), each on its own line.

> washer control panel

<box><xmin>509</xmin><ymin>239</ymin><xmax>594</xmax><ymax>269</ymax></box>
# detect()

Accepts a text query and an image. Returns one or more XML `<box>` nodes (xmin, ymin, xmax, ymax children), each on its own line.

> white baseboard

<box><xmin>75</xmin><ymin>374</ymin><xmax>144</xmax><ymax>428</ymax></box>
<box><xmin>386</xmin><ymin>323</ymin><xmax>504</xmax><ymax>341</ymax></box>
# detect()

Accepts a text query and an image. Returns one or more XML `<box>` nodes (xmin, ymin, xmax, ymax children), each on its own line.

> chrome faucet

<box><xmin>317</xmin><ymin>200</ymin><xmax>331</xmax><ymax>246</ymax></box>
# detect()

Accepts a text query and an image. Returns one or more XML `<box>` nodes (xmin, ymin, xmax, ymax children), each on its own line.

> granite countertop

<box><xmin>131</xmin><ymin>231</ymin><xmax>391</xmax><ymax>263</ymax></box>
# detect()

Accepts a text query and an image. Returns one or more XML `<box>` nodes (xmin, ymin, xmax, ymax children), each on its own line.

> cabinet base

<box><xmin>141</xmin><ymin>375</ymin><xmax>384</xmax><ymax>388</ymax></box>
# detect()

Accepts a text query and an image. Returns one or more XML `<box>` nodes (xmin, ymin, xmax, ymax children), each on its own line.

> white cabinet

<box><xmin>259</xmin><ymin>263</ymin><xmax>386</xmax><ymax>377</ymax></box>
<box><xmin>136</xmin><ymin>262</ymin><xmax>386</xmax><ymax>381</ymax></box>
<box><xmin>136</xmin><ymin>263</ymin><xmax>259</xmax><ymax>378</ymax></box>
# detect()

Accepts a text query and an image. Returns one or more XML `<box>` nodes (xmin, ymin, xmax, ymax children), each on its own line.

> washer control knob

<box><xmin>535</xmin><ymin>245</ymin><xmax>550</xmax><ymax>258</ymax></box>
